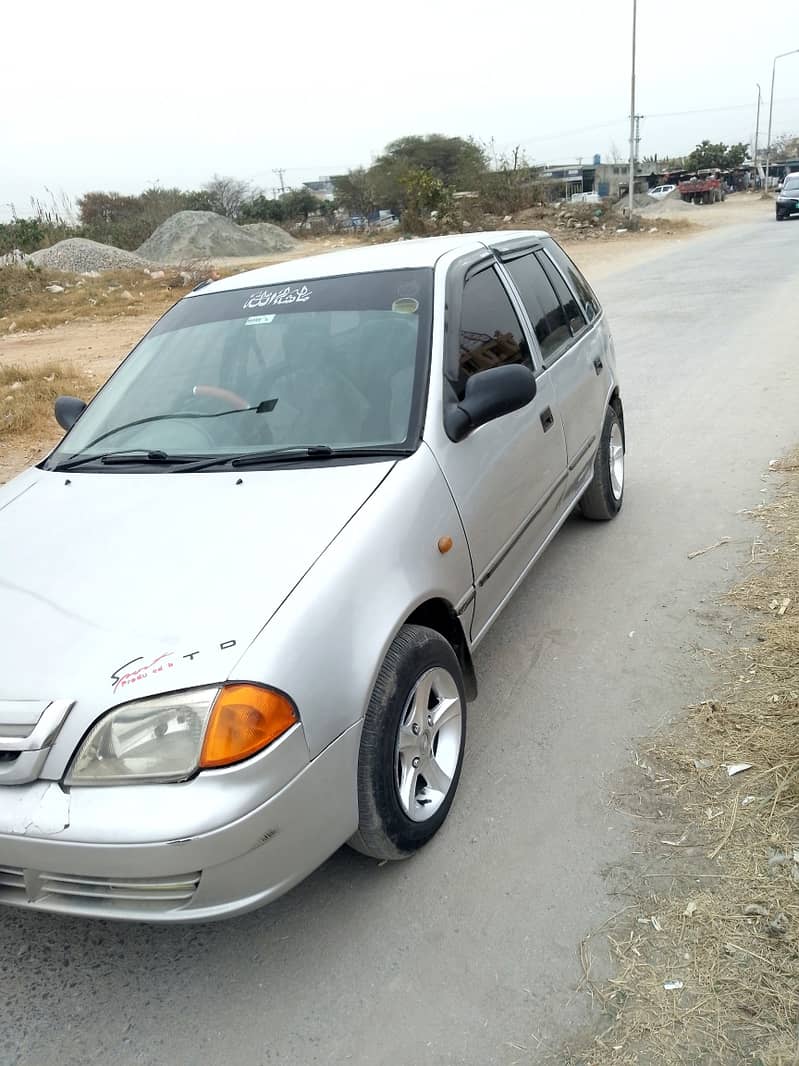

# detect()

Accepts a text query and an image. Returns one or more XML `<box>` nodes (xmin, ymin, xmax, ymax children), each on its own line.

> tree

<box><xmin>607</xmin><ymin>141</ymin><xmax>624</xmax><ymax>164</ymax></box>
<box><xmin>641</xmin><ymin>154</ymin><xmax>685</xmax><ymax>172</ymax></box>
<box><xmin>280</xmin><ymin>188</ymin><xmax>318</xmax><ymax>222</ymax></box>
<box><xmin>332</xmin><ymin>168</ymin><xmax>377</xmax><ymax>218</ymax></box>
<box><xmin>770</xmin><ymin>132</ymin><xmax>799</xmax><ymax>162</ymax></box>
<box><xmin>239</xmin><ymin>195</ymin><xmax>287</xmax><ymax>223</ymax></box>
<box><xmin>685</xmin><ymin>140</ymin><xmax>748</xmax><ymax>171</ymax></box>
<box><xmin>368</xmin><ymin>134</ymin><xmax>488</xmax><ymax>211</ymax></box>
<box><xmin>201</xmin><ymin>174</ymin><xmax>252</xmax><ymax>218</ymax></box>
<box><xmin>375</xmin><ymin>134</ymin><xmax>486</xmax><ymax>185</ymax></box>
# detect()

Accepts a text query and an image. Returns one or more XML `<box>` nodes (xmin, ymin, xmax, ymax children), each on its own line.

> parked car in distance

<box><xmin>648</xmin><ymin>184</ymin><xmax>677</xmax><ymax>201</ymax></box>
<box><xmin>0</xmin><ymin>231</ymin><xmax>624</xmax><ymax>922</ymax></box>
<box><xmin>569</xmin><ymin>191</ymin><xmax>601</xmax><ymax>204</ymax></box>
<box><xmin>776</xmin><ymin>173</ymin><xmax>799</xmax><ymax>220</ymax></box>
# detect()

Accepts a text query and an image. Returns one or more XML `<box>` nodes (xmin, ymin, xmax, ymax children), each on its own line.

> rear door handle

<box><xmin>540</xmin><ymin>407</ymin><xmax>554</xmax><ymax>432</ymax></box>
<box><xmin>593</xmin><ymin>356</ymin><xmax>603</xmax><ymax>375</ymax></box>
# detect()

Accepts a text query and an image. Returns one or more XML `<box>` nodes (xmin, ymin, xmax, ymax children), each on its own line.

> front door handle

<box><xmin>540</xmin><ymin>407</ymin><xmax>554</xmax><ymax>432</ymax></box>
<box><xmin>593</xmin><ymin>356</ymin><xmax>603</xmax><ymax>375</ymax></box>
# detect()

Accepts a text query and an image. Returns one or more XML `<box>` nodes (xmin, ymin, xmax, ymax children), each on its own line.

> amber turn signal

<box><xmin>199</xmin><ymin>684</ymin><xmax>298</xmax><ymax>769</ymax></box>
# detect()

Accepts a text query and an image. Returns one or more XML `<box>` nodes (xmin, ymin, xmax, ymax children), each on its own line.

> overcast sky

<box><xmin>3</xmin><ymin>0</ymin><xmax>799</xmax><ymax>221</ymax></box>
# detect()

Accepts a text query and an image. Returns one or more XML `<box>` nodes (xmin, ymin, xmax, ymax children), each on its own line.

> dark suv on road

<box><xmin>776</xmin><ymin>173</ymin><xmax>799</xmax><ymax>221</ymax></box>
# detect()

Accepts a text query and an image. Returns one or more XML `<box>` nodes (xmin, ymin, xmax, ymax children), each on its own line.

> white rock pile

<box><xmin>29</xmin><ymin>238</ymin><xmax>149</xmax><ymax>272</ymax></box>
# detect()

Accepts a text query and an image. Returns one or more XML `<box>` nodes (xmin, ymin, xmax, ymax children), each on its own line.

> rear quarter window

<box><xmin>542</xmin><ymin>240</ymin><xmax>601</xmax><ymax>322</ymax></box>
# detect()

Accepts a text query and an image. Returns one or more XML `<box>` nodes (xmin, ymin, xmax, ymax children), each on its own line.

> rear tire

<box><xmin>580</xmin><ymin>406</ymin><xmax>625</xmax><ymax>521</ymax></box>
<box><xmin>349</xmin><ymin>625</ymin><xmax>466</xmax><ymax>861</ymax></box>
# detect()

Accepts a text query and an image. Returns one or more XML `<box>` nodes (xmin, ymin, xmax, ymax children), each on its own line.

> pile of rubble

<box><xmin>137</xmin><ymin>211</ymin><xmax>297</xmax><ymax>263</ymax></box>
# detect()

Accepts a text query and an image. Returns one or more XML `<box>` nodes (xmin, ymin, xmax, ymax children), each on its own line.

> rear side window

<box><xmin>456</xmin><ymin>266</ymin><xmax>532</xmax><ymax>397</ymax></box>
<box><xmin>535</xmin><ymin>251</ymin><xmax>586</xmax><ymax>335</ymax></box>
<box><xmin>503</xmin><ymin>253</ymin><xmax>571</xmax><ymax>365</ymax></box>
<box><xmin>543</xmin><ymin>241</ymin><xmax>600</xmax><ymax>322</ymax></box>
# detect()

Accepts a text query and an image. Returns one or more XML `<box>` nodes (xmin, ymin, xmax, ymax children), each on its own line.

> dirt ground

<box><xmin>0</xmin><ymin>195</ymin><xmax>772</xmax><ymax>486</ymax></box>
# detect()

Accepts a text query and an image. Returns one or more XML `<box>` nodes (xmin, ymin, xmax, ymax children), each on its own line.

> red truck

<box><xmin>677</xmin><ymin>172</ymin><xmax>726</xmax><ymax>204</ymax></box>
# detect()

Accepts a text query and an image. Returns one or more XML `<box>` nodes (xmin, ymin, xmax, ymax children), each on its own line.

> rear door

<box><xmin>432</xmin><ymin>256</ymin><xmax>568</xmax><ymax>642</ymax></box>
<box><xmin>500</xmin><ymin>241</ymin><xmax>610</xmax><ymax>488</ymax></box>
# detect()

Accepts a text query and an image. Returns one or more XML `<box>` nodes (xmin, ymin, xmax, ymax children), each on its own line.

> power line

<box><xmin>501</xmin><ymin>95</ymin><xmax>799</xmax><ymax>153</ymax></box>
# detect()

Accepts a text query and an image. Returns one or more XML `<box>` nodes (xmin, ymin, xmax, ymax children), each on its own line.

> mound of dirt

<box><xmin>137</xmin><ymin>211</ymin><xmax>295</xmax><ymax>263</ymax></box>
<box><xmin>639</xmin><ymin>194</ymin><xmax>696</xmax><ymax>218</ymax></box>
<box><xmin>29</xmin><ymin>238</ymin><xmax>149</xmax><ymax>272</ymax></box>
<box><xmin>240</xmin><ymin>222</ymin><xmax>298</xmax><ymax>252</ymax></box>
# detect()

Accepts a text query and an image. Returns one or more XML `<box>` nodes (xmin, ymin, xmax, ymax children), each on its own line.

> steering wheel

<box><xmin>192</xmin><ymin>384</ymin><xmax>250</xmax><ymax>410</ymax></box>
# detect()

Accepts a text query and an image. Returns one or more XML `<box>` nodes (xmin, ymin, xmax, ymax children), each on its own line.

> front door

<box><xmin>499</xmin><ymin>243</ymin><xmax>610</xmax><ymax>490</ymax></box>
<box><xmin>432</xmin><ymin>260</ymin><xmax>569</xmax><ymax>643</ymax></box>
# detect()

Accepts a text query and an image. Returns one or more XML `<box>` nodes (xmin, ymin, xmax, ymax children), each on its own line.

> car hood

<box><xmin>0</xmin><ymin>462</ymin><xmax>394</xmax><ymax>703</ymax></box>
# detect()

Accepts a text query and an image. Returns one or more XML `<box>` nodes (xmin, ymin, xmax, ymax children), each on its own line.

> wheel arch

<box><xmin>404</xmin><ymin>597</ymin><xmax>477</xmax><ymax>701</ymax></box>
<box><xmin>608</xmin><ymin>386</ymin><xmax>625</xmax><ymax>448</ymax></box>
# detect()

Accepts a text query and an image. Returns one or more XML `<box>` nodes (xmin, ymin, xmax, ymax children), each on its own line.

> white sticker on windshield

<box><xmin>245</xmin><ymin>314</ymin><xmax>276</xmax><ymax>326</ymax></box>
<box><xmin>243</xmin><ymin>285</ymin><xmax>313</xmax><ymax>310</ymax></box>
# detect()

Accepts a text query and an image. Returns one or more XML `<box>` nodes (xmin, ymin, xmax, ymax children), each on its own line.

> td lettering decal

<box><xmin>110</xmin><ymin>640</ymin><xmax>238</xmax><ymax>692</ymax></box>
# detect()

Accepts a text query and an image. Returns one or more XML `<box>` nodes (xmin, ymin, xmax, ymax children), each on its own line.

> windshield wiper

<box><xmin>53</xmin><ymin>449</ymin><xmax>200</xmax><ymax>472</ymax></box>
<box><xmin>83</xmin><ymin>400</ymin><xmax>278</xmax><ymax>451</ymax></box>
<box><xmin>178</xmin><ymin>446</ymin><xmax>412</xmax><ymax>473</ymax></box>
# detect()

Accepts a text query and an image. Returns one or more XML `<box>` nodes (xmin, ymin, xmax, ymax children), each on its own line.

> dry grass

<box><xmin>0</xmin><ymin>263</ymin><xmax>206</xmax><ymax>334</ymax></box>
<box><xmin>560</xmin><ymin>450</ymin><xmax>799</xmax><ymax>1066</ymax></box>
<box><xmin>0</xmin><ymin>362</ymin><xmax>93</xmax><ymax>441</ymax></box>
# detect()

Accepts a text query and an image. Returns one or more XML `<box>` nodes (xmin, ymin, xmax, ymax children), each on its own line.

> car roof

<box><xmin>195</xmin><ymin>230</ymin><xmax>550</xmax><ymax>296</ymax></box>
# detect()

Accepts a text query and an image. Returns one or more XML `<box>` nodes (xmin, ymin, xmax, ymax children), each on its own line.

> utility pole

<box><xmin>634</xmin><ymin>114</ymin><xmax>642</xmax><ymax>166</ymax></box>
<box><xmin>273</xmin><ymin>168</ymin><xmax>286</xmax><ymax>196</ymax></box>
<box><xmin>627</xmin><ymin>0</ymin><xmax>638</xmax><ymax>219</ymax></box>
<box><xmin>753</xmin><ymin>83</ymin><xmax>762</xmax><ymax>185</ymax></box>
<box><xmin>765</xmin><ymin>49</ymin><xmax>799</xmax><ymax>191</ymax></box>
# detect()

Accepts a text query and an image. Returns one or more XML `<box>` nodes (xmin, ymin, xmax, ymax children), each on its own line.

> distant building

<box><xmin>592</xmin><ymin>163</ymin><xmax>648</xmax><ymax>200</ymax></box>
<box><xmin>303</xmin><ymin>178</ymin><xmax>336</xmax><ymax>202</ymax></box>
<box><xmin>535</xmin><ymin>161</ymin><xmax>647</xmax><ymax>201</ymax></box>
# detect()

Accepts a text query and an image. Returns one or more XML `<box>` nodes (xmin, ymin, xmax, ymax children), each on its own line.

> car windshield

<box><xmin>46</xmin><ymin>268</ymin><xmax>432</xmax><ymax>469</ymax></box>
<box><xmin>783</xmin><ymin>177</ymin><xmax>799</xmax><ymax>192</ymax></box>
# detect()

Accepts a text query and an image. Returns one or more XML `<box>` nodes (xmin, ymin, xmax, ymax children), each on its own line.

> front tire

<box><xmin>349</xmin><ymin>625</ymin><xmax>466</xmax><ymax>861</ymax></box>
<box><xmin>580</xmin><ymin>406</ymin><xmax>625</xmax><ymax>521</ymax></box>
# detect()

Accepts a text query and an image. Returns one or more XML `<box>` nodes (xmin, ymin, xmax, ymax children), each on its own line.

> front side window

<box><xmin>46</xmin><ymin>269</ymin><xmax>432</xmax><ymax>469</ymax></box>
<box><xmin>455</xmin><ymin>266</ymin><xmax>532</xmax><ymax>397</ymax></box>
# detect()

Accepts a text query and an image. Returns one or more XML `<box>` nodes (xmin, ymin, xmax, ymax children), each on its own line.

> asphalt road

<box><xmin>4</xmin><ymin>210</ymin><xmax>799</xmax><ymax>1066</ymax></box>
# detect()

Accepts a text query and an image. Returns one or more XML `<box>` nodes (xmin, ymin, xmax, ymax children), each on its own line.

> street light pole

<box><xmin>627</xmin><ymin>0</ymin><xmax>637</xmax><ymax>219</ymax></box>
<box><xmin>753</xmin><ymin>83</ymin><xmax>761</xmax><ymax>186</ymax></box>
<box><xmin>765</xmin><ymin>49</ymin><xmax>799</xmax><ymax>190</ymax></box>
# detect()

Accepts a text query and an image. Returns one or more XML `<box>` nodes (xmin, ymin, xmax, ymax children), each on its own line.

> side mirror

<box><xmin>54</xmin><ymin>395</ymin><xmax>87</xmax><ymax>432</ymax></box>
<box><xmin>445</xmin><ymin>364</ymin><xmax>537</xmax><ymax>442</ymax></box>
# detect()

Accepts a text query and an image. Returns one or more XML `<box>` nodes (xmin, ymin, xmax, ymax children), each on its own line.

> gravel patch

<box><xmin>29</xmin><ymin>238</ymin><xmax>149</xmax><ymax>273</ymax></box>
<box><xmin>137</xmin><ymin>211</ymin><xmax>296</xmax><ymax>262</ymax></box>
<box><xmin>239</xmin><ymin>222</ymin><xmax>298</xmax><ymax>252</ymax></box>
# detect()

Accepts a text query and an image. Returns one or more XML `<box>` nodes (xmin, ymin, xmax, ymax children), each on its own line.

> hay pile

<box><xmin>562</xmin><ymin>451</ymin><xmax>799</xmax><ymax>1066</ymax></box>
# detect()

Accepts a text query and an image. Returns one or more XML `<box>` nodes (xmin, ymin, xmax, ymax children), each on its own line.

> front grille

<box><xmin>0</xmin><ymin>866</ymin><xmax>200</xmax><ymax>913</ymax></box>
<box><xmin>0</xmin><ymin>699</ymin><xmax>73</xmax><ymax>785</ymax></box>
<box><xmin>0</xmin><ymin>865</ymin><xmax>25</xmax><ymax>892</ymax></box>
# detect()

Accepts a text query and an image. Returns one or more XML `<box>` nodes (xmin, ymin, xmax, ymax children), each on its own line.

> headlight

<box><xmin>67</xmin><ymin>684</ymin><xmax>298</xmax><ymax>785</ymax></box>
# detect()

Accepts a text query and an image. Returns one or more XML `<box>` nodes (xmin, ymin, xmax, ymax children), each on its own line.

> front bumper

<box><xmin>776</xmin><ymin>198</ymin><xmax>799</xmax><ymax>218</ymax></box>
<box><xmin>0</xmin><ymin>722</ymin><xmax>360</xmax><ymax>922</ymax></box>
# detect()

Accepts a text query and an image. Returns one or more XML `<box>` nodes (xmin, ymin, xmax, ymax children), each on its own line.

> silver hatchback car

<box><xmin>0</xmin><ymin>231</ymin><xmax>624</xmax><ymax>922</ymax></box>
